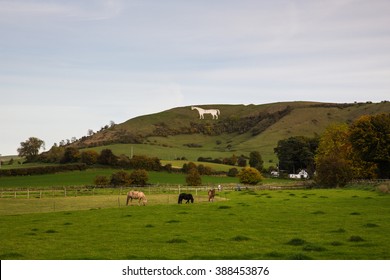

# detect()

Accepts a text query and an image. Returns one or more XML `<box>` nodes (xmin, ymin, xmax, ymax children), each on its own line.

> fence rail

<box><xmin>0</xmin><ymin>183</ymin><xmax>311</xmax><ymax>199</ymax></box>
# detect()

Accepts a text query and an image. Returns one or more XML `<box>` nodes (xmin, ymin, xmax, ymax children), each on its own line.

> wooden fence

<box><xmin>0</xmin><ymin>183</ymin><xmax>311</xmax><ymax>199</ymax></box>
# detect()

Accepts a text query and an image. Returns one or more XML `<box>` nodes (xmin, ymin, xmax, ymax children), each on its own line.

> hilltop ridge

<box><xmin>73</xmin><ymin>101</ymin><xmax>390</xmax><ymax>163</ymax></box>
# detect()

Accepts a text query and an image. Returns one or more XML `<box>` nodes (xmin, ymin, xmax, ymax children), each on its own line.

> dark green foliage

<box><xmin>227</xmin><ymin>168</ymin><xmax>239</xmax><ymax>177</ymax></box>
<box><xmin>0</xmin><ymin>163</ymin><xmax>87</xmax><ymax>177</ymax></box>
<box><xmin>349</xmin><ymin>113</ymin><xmax>390</xmax><ymax>178</ymax></box>
<box><xmin>98</xmin><ymin>149</ymin><xmax>118</xmax><ymax>165</ymax></box>
<box><xmin>249</xmin><ymin>151</ymin><xmax>263</xmax><ymax>171</ymax></box>
<box><xmin>274</xmin><ymin>136</ymin><xmax>318</xmax><ymax>174</ymax></box>
<box><xmin>61</xmin><ymin>147</ymin><xmax>81</xmax><ymax>163</ymax></box>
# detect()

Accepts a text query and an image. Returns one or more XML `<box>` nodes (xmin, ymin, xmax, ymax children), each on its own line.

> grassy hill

<box><xmin>75</xmin><ymin>101</ymin><xmax>390</xmax><ymax>166</ymax></box>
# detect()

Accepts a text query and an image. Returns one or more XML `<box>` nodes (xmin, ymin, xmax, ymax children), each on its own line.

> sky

<box><xmin>1</xmin><ymin>0</ymin><xmax>389</xmax><ymax>155</ymax></box>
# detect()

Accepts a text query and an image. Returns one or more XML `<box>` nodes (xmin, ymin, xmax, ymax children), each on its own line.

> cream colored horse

<box><xmin>126</xmin><ymin>191</ymin><xmax>147</xmax><ymax>206</ymax></box>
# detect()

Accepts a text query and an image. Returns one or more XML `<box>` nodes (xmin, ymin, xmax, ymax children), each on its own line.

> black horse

<box><xmin>178</xmin><ymin>193</ymin><xmax>194</xmax><ymax>204</ymax></box>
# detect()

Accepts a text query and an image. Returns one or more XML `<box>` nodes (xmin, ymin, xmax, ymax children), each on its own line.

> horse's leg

<box><xmin>126</xmin><ymin>195</ymin><xmax>129</xmax><ymax>206</ymax></box>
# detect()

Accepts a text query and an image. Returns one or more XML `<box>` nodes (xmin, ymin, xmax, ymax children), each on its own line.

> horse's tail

<box><xmin>190</xmin><ymin>194</ymin><xmax>194</xmax><ymax>203</ymax></box>
<box><xmin>217</xmin><ymin>109</ymin><xmax>220</xmax><ymax>115</ymax></box>
<box><xmin>178</xmin><ymin>194</ymin><xmax>182</xmax><ymax>204</ymax></box>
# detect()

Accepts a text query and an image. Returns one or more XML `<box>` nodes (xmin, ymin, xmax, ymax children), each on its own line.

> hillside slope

<box><xmin>75</xmin><ymin>101</ymin><xmax>390</xmax><ymax>163</ymax></box>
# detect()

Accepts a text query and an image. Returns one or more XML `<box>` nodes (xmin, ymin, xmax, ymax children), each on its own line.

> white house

<box><xmin>289</xmin><ymin>169</ymin><xmax>309</xmax><ymax>179</ymax></box>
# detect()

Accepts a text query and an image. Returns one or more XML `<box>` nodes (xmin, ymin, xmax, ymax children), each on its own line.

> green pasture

<box><xmin>0</xmin><ymin>168</ymin><xmax>240</xmax><ymax>188</ymax></box>
<box><xmin>0</xmin><ymin>188</ymin><xmax>389</xmax><ymax>260</ymax></box>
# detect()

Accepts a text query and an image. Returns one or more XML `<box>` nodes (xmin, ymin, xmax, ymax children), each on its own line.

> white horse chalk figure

<box><xmin>191</xmin><ymin>106</ymin><xmax>220</xmax><ymax>119</ymax></box>
<box><xmin>126</xmin><ymin>191</ymin><xmax>147</xmax><ymax>206</ymax></box>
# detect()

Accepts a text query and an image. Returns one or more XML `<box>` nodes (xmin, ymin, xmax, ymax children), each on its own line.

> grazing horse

<box><xmin>178</xmin><ymin>193</ymin><xmax>194</xmax><ymax>204</ymax></box>
<box><xmin>191</xmin><ymin>106</ymin><xmax>220</xmax><ymax>119</ymax></box>
<box><xmin>208</xmin><ymin>189</ymin><xmax>216</xmax><ymax>202</ymax></box>
<box><xmin>126</xmin><ymin>191</ymin><xmax>147</xmax><ymax>206</ymax></box>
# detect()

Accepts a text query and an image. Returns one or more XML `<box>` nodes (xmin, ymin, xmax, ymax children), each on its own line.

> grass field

<box><xmin>1</xmin><ymin>187</ymin><xmax>389</xmax><ymax>260</ymax></box>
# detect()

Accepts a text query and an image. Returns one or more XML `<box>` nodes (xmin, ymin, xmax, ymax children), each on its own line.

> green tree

<box><xmin>17</xmin><ymin>137</ymin><xmax>45</xmax><ymax>162</ymax></box>
<box><xmin>130</xmin><ymin>169</ymin><xmax>149</xmax><ymax>186</ymax></box>
<box><xmin>349</xmin><ymin>113</ymin><xmax>390</xmax><ymax>178</ymax></box>
<box><xmin>274</xmin><ymin>136</ymin><xmax>318</xmax><ymax>174</ymax></box>
<box><xmin>249</xmin><ymin>151</ymin><xmax>263</xmax><ymax>171</ymax></box>
<box><xmin>238</xmin><ymin>167</ymin><xmax>263</xmax><ymax>185</ymax></box>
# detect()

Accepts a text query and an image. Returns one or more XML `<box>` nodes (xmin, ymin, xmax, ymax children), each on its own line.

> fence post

<box><xmin>64</xmin><ymin>187</ymin><xmax>67</xmax><ymax>197</ymax></box>
<box><xmin>27</xmin><ymin>189</ymin><xmax>30</xmax><ymax>199</ymax></box>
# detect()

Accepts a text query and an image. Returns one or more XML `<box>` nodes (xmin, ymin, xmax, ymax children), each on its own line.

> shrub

<box><xmin>130</xmin><ymin>169</ymin><xmax>149</xmax><ymax>186</ymax></box>
<box><xmin>61</xmin><ymin>147</ymin><xmax>81</xmax><ymax>163</ymax></box>
<box><xmin>186</xmin><ymin>168</ymin><xmax>202</xmax><ymax>186</ymax></box>
<box><xmin>110</xmin><ymin>171</ymin><xmax>132</xmax><ymax>186</ymax></box>
<box><xmin>94</xmin><ymin>175</ymin><xmax>110</xmax><ymax>186</ymax></box>
<box><xmin>227</xmin><ymin>168</ymin><xmax>239</xmax><ymax>177</ymax></box>
<box><xmin>238</xmin><ymin>167</ymin><xmax>263</xmax><ymax>185</ymax></box>
<box><xmin>81</xmin><ymin>150</ymin><xmax>99</xmax><ymax>165</ymax></box>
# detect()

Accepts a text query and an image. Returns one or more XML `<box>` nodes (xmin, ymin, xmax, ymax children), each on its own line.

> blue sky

<box><xmin>1</xmin><ymin>0</ymin><xmax>389</xmax><ymax>155</ymax></box>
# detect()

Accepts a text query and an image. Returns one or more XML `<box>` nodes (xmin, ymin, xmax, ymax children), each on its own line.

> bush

<box><xmin>227</xmin><ymin>168</ymin><xmax>239</xmax><ymax>177</ymax></box>
<box><xmin>81</xmin><ymin>150</ymin><xmax>99</xmax><ymax>165</ymax></box>
<box><xmin>238</xmin><ymin>167</ymin><xmax>263</xmax><ymax>185</ymax></box>
<box><xmin>315</xmin><ymin>156</ymin><xmax>353</xmax><ymax>187</ymax></box>
<box><xmin>110</xmin><ymin>171</ymin><xmax>132</xmax><ymax>186</ymax></box>
<box><xmin>186</xmin><ymin>168</ymin><xmax>202</xmax><ymax>186</ymax></box>
<box><xmin>94</xmin><ymin>175</ymin><xmax>110</xmax><ymax>186</ymax></box>
<box><xmin>130</xmin><ymin>169</ymin><xmax>149</xmax><ymax>186</ymax></box>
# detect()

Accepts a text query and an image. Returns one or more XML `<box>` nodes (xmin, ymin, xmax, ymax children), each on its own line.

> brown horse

<box><xmin>126</xmin><ymin>191</ymin><xmax>147</xmax><ymax>206</ymax></box>
<box><xmin>208</xmin><ymin>189</ymin><xmax>216</xmax><ymax>202</ymax></box>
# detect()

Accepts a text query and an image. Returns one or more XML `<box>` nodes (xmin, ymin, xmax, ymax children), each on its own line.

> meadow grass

<box><xmin>0</xmin><ymin>188</ymin><xmax>389</xmax><ymax>260</ymax></box>
<box><xmin>0</xmin><ymin>168</ymin><xmax>240</xmax><ymax>188</ymax></box>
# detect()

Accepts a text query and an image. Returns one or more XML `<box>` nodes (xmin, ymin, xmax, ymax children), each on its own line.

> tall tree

<box><xmin>349</xmin><ymin>113</ymin><xmax>390</xmax><ymax>178</ymax></box>
<box><xmin>17</xmin><ymin>137</ymin><xmax>45</xmax><ymax>162</ymax></box>
<box><xmin>315</xmin><ymin>124</ymin><xmax>354</xmax><ymax>187</ymax></box>
<box><xmin>249</xmin><ymin>151</ymin><xmax>263</xmax><ymax>171</ymax></box>
<box><xmin>274</xmin><ymin>136</ymin><xmax>318</xmax><ymax>174</ymax></box>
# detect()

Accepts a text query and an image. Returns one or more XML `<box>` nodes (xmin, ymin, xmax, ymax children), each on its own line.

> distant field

<box><xmin>0</xmin><ymin>168</ymin><xmax>242</xmax><ymax>188</ymax></box>
<box><xmin>0</xmin><ymin>188</ymin><xmax>389</xmax><ymax>260</ymax></box>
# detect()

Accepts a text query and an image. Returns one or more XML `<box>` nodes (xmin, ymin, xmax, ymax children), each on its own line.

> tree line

<box><xmin>15</xmin><ymin>113</ymin><xmax>389</xmax><ymax>187</ymax></box>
